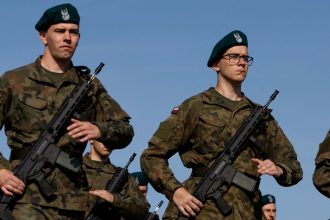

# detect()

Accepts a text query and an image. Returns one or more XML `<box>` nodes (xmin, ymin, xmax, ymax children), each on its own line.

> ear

<box><xmin>212</xmin><ymin>64</ymin><xmax>220</xmax><ymax>72</ymax></box>
<box><xmin>39</xmin><ymin>31</ymin><xmax>47</xmax><ymax>45</ymax></box>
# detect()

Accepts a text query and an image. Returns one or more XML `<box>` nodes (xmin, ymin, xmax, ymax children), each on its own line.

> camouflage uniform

<box><xmin>0</xmin><ymin>57</ymin><xmax>134</xmax><ymax>216</ymax></box>
<box><xmin>140</xmin><ymin>88</ymin><xmax>303</xmax><ymax>220</ymax></box>
<box><xmin>83</xmin><ymin>154</ymin><xmax>149</xmax><ymax>220</ymax></box>
<box><xmin>313</xmin><ymin>130</ymin><xmax>330</xmax><ymax>198</ymax></box>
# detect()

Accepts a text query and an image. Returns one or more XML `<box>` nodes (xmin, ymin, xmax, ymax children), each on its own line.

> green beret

<box><xmin>131</xmin><ymin>172</ymin><xmax>148</xmax><ymax>186</ymax></box>
<box><xmin>261</xmin><ymin>194</ymin><xmax>276</xmax><ymax>206</ymax></box>
<box><xmin>35</xmin><ymin>3</ymin><xmax>80</xmax><ymax>31</ymax></box>
<box><xmin>207</xmin><ymin>30</ymin><xmax>248</xmax><ymax>67</ymax></box>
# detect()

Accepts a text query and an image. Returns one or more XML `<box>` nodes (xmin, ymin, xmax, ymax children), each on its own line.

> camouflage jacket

<box><xmin>83</xmin><ymin>154</ymin><xmax>150</xmax><ymax>220</ymax></box>
<box><xmin>140</xmin><ymin>88</ymin><xmax>303</xmax><ymax>220</ymax></box>
<box><xmin>0</xmin><ymin>57</ymin><xmax>134</xmax><ymax>210</ymax></box>
<box><xmin>313</xmin><ymin>130</ymin><xmax>330</xmax><ymax>198</ymax></box>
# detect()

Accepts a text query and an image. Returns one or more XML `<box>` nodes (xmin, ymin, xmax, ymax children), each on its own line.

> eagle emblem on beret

<box><xmin>61</xmin><ymin>8</ymin><xmax>70</xmax><ymax>21</ymax></box>
<box><xmin>233</xmin><ymin>33</ymin><xmax>242</xmax><ymax>43</ymax></box>
<box><xmin>268</xmin><ymin>195</ymin><xmax>274</xmax><ymax>203</ymax></box>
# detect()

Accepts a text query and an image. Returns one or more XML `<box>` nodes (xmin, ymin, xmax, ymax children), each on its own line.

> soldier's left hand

<box><xmin>251</xmin><ymin>158</ymin><xmax>283</xmax><ymax>177</ymax></box>
<box><xmin>67</xmin><ymin>118</ymin><xmax>101</xmax><ymax>142</ymax></box>
<box><xmin>89</xmin><ymin>190</ymin><xmax>114</xmax><ymax>203</ymax></box>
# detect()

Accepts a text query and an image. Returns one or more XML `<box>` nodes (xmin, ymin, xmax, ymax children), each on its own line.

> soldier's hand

<box><xmin>0</xmin><ymin>169</ymin><xmax>25</xmax><ymax>196</ymax></box>
<box><xmin>173</xmin><ymin>187</ymin><xmax>203</xmax><ymax>217</ymax></box>
<box><xmin>67</xmin><ymin>118</ymin><xmax>101</xmax><ymax>142</ymax></box>
<box><xmin>251</xmin><ymin>158</ymin><xmax>284</xmax><ymax>177</ymax></box>
<box><xmin>89</xmin><ymin>190</ymin><xmax>114</xmax><ymax>203</ymax></box>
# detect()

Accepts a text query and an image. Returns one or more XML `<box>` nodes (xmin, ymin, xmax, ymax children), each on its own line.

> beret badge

<box><xmin>234</xmin><ymin>32</ymin><xmax>242</xmax><ymax>43</ymax></box>
<box><xmin>61</xmin><ymin>8</ymin><xmax>70</xmax><ymax>21</ymax></box>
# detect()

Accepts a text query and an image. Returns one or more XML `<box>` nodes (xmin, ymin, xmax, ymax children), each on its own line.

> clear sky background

<box><xmin>0</xmin><ymin>1</ymin><xmax>329</xmax><ymax>219</ymax></box>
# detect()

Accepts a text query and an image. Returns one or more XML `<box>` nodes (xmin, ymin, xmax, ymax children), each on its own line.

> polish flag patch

<box><xmin>171</xmin><ymin>107</ymin><xmax>180</xmax><ymax>114</ymax></box>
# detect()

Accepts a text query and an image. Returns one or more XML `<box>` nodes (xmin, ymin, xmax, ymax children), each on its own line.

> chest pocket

<box><xmin>75</xmin><ymin>93</ymin><xmax>96</xmax><ymax>120</ymax></box>
<box><xmin>13</xmin><ymin>91</ymin><xmax>48</xmax><ymax>132</ymax></box>
<box><xmin>194</xmin><ymin>113</ymin><xmax>227</xmax><ymax>155</ymax></box>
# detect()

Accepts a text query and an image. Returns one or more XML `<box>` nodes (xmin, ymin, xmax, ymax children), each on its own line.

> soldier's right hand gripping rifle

<box><xmin>86</xmin><ymin>153</ymin><xmax>136</xmax><ymax>220</ymax></box>
<box><xmin>177</xmin><ymin>90</ymin><xmax>279</xmax><ymax>220</ymax></box>
<box><xmin>0</xmin><ymin>63</ymin><xmax>105</xmax><ymax>220</ymax></box>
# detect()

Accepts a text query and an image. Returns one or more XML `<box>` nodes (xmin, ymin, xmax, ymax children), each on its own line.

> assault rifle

<box><xmin>0</xmin><ymin>63</ymin><xmax>105</xmax><ymax>220</ymax></box>
<box><xmin>145</xmin><ymin>200</ymin><xmax>163</xmax><ymax>220</ymax></box>
<box><xmin>178</xmin><ymin>90</ymin><xmax>279</xmax><ymax>220</ymax></box>
<box><xmin>86</xmin><ymin>153</ymin><xmax>136</xmax><ymax>220</ymax></box>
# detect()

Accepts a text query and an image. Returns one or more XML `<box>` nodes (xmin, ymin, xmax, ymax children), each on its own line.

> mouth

<box><xmin>61</xmin><ymin>45</ymin><xmax>72</xmax><ymax>51</ymax></box>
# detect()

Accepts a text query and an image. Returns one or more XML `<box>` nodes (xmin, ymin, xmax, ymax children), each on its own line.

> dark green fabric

<box><xmin>261</xmin><ymin>194</ymin><xmax>276</xmax><ymax>206</ymax></box>
<box><xmin>35</xmin><ymin>3</ymin><xmax>80</xmax><ymax>31</ymax></box>
<box><xmin>207</xmin><ymin>30</ymin><xmax>248</xmax><ymax>67</ymax></box>
<box><xmin>131</xmin><ymin>171</ymin><xmax>148</xmax><ymax>186</ymax></box>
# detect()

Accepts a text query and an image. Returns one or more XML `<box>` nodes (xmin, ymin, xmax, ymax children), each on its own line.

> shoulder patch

<box><xmin>171</xmin><ymin>107</ymin><xmax>180</xmax><ymax>114</ymax></box>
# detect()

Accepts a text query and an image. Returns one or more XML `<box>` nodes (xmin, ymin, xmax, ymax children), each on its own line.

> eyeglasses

<box><xmin>221</xmin><ymin>53</ymin><xmax>254</xmax><ymax>66</ymax></box>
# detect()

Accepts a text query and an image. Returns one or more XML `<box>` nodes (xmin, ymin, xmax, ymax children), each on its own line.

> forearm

<box><xmin>141</xmin><ymin>144</ymin><xmax>183</xmax><ymax>200</ymax></box>
<box><xmin>313</xmin><ymin>160</ymin><xmax>330</xmax><ymax>198</ymax></box>
<box><xmin>266</xmin><ymin>120</ymin><xmax>303</xmax><ymax>186</ymax></box>
<box><xmin>96</xmin><ymin>119</ymin><xmax>134</xmax><ymax>149</ymax></box>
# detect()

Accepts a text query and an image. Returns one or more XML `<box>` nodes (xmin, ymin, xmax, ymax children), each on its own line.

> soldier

<box><xmin>0</xmin><ymin>3</ymin><xmax>133</xmax><ymax>219</ymax></box>
<box><xmin>83</xmin><ymin>140</ymin><xmax>149</xmax><ymax>220</ymax></box>
<box><xmin>261</xmin><ymin>194</ymin><xmax>276</xmax><ymax>220</ymax></box>
<box><xmin>140</xmin><ymin>30</ymin><xmax>303</xmax><ymax>219</ymax></box>
<box><xmin>313</xmin><ymin>130</ymin><xmax>330</xmax><ymax>198</ymax></box>
<box><xmin>131</xmin><ymin>171</ymin><xmax>161</xmax><ymax>220</ymax></box>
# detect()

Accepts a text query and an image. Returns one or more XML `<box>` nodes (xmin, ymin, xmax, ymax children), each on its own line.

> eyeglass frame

<box><xmin>221</xmin><ymin>53</ymin><xmax>254</xmax><ymax>66</ymax></box>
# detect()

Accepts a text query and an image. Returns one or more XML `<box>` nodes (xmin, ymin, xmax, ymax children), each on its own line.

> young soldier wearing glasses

<box><xmin>140</xmin><ymin>30</ymin><xmax>303</xmax><ymax>219</ymax></box>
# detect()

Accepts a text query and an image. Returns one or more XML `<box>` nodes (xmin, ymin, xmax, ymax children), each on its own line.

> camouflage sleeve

<box><xmin>313</xmin><ymin>130</ymin><xmax>330</xmax><ymax>198</ymax></box>
<box><xmin>111</xmin><ymin>176</ymin><xmax>150</xmax><ymax>219</ymax></box>
<box><xmin>0</xmin><ymin>152</ymin><xmax>10</xmax><ymax>170</ymax></box>
<box><xmin>264</xmin><ymin>117</ymin><xmax>303</xmax><ymax>186</ymax></box>
<box><xmin>140</xmin><ymin>99</ymin><xmax>196</xmax><ymax>200</ymax></box>
<box><xmin>0</xmin><ymin>77</ymin><xmax>10</xmax><ymax>170</ymax></box>
<box><xmin>93</xmin><ymin>82</ymin><xmax>134</xmax><ymax>149</ymax></box>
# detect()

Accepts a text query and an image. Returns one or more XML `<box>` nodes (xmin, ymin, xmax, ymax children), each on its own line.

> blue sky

<box><xmin>0</xmin><ymin>1</ymin><xmax>329</xmax><ymax>219</ymax></box>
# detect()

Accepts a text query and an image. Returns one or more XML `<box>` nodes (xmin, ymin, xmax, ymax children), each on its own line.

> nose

<box><xmin>63</xmin><ymin>31</ymin><xmax>72</xmax><ymax>41</ymax></box>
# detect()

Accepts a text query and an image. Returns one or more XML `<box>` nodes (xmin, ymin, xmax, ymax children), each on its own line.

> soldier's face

<box><xmin>138</xmin><ymin>185</ymin><xmax>148</xmax><ymax>197</ymax></box>
<box><xmin>213</xmin><ymin>45</ymin><xmax>249</xmax><ymax>84</ymax></box>
<box><xmin>39</xmin><ymin>23</ymin><xmax>80</xmax><ymax>61</ymax></box>
<box><xmin>91</xmin><ymin>141</ymin><xmax>112</xmax><ymax>159</ymax></box>
<box><xmin>262</xmin><ymin>203</ymin><xmax>276</xmax><ymax>220</ymax></box>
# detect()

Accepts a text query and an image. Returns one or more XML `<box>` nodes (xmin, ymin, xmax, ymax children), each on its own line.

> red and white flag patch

<box><xmin>171</xmin><ymin>107</ymin><xmax>180</xmax><ymax>114</ymax></box>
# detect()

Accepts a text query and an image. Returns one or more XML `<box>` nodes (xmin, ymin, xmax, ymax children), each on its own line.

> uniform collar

<box><xmin>83</xmin><ymin>154</ymin><xmax>117</xmax><ymax>174</ymax></box>
<box><xmin>202</xmin><ymin>87</ymin><xmax>256</xmax><ymax>110</ymax></box>
<box><xmin>28</xmin><ymin>56</ymin><xmax>80</xmax><ymax>87</ymax></box>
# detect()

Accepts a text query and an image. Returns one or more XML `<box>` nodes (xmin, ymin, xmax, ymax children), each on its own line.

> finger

<box><xmin>89</xmin><ymin>190</ymin><xmax>100</xmax><ymax>196</ymax></box>
<box><xmin>1</xmin><ymin>186</ymin><xmax>13</xmax><ymax>196</ymax></box>
<box><xmin>69</xmin><ymin>129</ymin><xmax>86</xmax><ymax>139</ymax></box>
<box><xmin>179</xmin><ymin>206</ymin><xmax>190</xmax><ymax>217</ymax></box>
<box><xmin>188</xmin><ymin>201</ymin><xmax>201</xmax><ymax>213</ymax></box>
<box><xmin>67</xmin><ymin>119</ymin><xmax>82</xmax><ymax>131</ymax></box>
<box><xmin>79</xmin><ymin>131</ymin><xmax>99</xmax><ymax>142</ymax></box>
<box><xmin>191</xmin><ymin>197</ymin><xmax>203</xmax><ymax>208</ymax></box>
<box><xmin>251</xmin><ymin>158</ymin><xmax>262</xmax><ymax>165</ymax></box>
<box><xmin>9</xmin><ymin>185</ymin><xmax>24</xmax><ymax>194</ymax></box>
<box><xmin>71</xmin><ymin>118</ymin><xmax>80</xmax><ymax>123</ymax></box>
<box><xmin>184</xmin><ymin>204</ymin><xmax>197</xmax><ymax>217</ymax></box>
<box><xmin>11</xmin><ymin>176</ymin><xmax>25</xmax><ymax>188</ymax></box>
